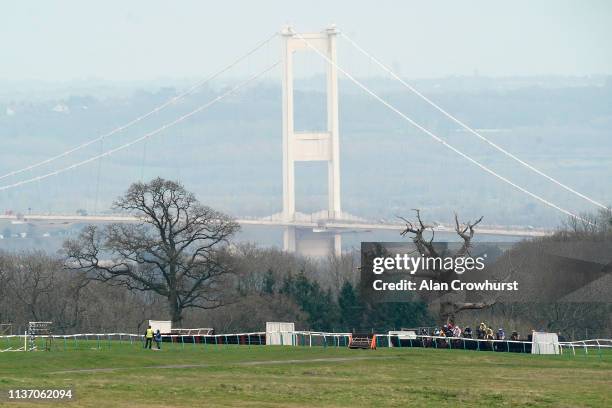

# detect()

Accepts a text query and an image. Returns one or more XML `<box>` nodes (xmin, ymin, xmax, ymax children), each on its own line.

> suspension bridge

<box><xmin>0</xmin><ymin>26</ymin><xmax>607</xmax><ymax>256</ymax></box>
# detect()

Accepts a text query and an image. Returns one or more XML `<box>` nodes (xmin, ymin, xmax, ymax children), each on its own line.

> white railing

<box><xmin>1</xmin><ymin>331</ymin><xmax>610</xmax><ymax>355</ymax></box>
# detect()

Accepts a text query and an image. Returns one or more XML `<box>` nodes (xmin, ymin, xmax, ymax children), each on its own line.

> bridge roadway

<box><xmin>0</xmin><ymin>214</ymin><xmax>551</xmax><ymax>238</ymax></box>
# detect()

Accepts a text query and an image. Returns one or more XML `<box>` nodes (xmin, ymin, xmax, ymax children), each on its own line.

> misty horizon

<box><xmin>2</xmin><ymin>1</ymin><xmax>611</xmax><ymax>81</ymax></box>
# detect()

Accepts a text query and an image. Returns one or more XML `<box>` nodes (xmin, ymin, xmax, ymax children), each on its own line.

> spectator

<box><xmin>154</xmin><ymin>329</ymin><xmax>162</xmax><ymax>350</ymax></box>
<box><xmin>496</xmin><ymin>328</ymin><xmax>505</xmax><ymax>340</ymax></box>
<box><xmin>463</xmin><ymin>327</ymin><xmax>473</xmax><ymax>338</ymax></box>
<box><xmin>144</xmin><ymin>325</ymin><xmax>154</xmax><ymax>349</ymax></box>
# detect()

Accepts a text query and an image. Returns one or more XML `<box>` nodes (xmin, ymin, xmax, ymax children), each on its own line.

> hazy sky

<box><xmin>1</xmin><ymin>0</ymin><xmax>611</xmax><ymax>81</ymax></box>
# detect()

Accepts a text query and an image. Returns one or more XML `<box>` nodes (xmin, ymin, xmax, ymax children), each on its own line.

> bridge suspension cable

<box><xmin>292</xmin><ymin>30</ymin><xmax>592</xmax><ymax>225</ymax></box>
<box><xmin>340</xmin><ymin>32</ymin><xmax>608</xmax><ymax>211</ymax></box>
<box><xmin>0</xmin><ymin>62</ymin><xmax>280</xmax><ymax>192</ymax></box>
<box><xmin>0</xmin><ymin>32</ymin><xmax>278</xmax><ymax>182</ymax></box>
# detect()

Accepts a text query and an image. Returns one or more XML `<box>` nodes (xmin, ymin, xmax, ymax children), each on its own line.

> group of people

<box><xmin>424</xmin><ymin>321</ymin><xmax>521</xmax><ymax>342</ymax></box>
<box><xmin>144</xmin><ymin>326</ymin><xmax>163</xmax><ymax>350</ymax></box>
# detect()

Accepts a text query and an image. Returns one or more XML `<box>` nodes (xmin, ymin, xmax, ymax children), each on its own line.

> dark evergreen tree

<box><xmin>262</xmin><ymin>268</ymin><xmax>275</xmax><ymax>295</ymax></box>
<box><xmin>338</xmin><ymin>281</ymin><xmax>362</xmax><ymax>331</ymax></box>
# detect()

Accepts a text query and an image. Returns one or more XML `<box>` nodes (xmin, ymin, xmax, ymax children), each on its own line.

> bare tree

<box><xmin>400</xmin><ymin>210</ymin><xmax>493</xmax><ymax>323</ymax></box>
<box><xmin>63</xmin><ymin>177</ymin><xmax>240</xmax><ymax>324</ymax></box>
<box><xmin>0</xmin><ymin>252</ymin><xmax>12</xmax><ymax>324</ymax></box>
<box><xmin>560</xmin><ymin>207</ymin><xmax>612</xmax><ymax>239</ymax></box>
<box><xmin>0</xmin><ymin>250</ymin><xmax>88</xmax><ymax>331</ymax></box>
<box><xmin>325</xmin><ymin>253</ymin><xmax>358</xmax><ymax>295</ymax></box>
<box><xmin>10</xmin><ymin>252</ymin><xmax>56</xmax><ymax>322</ymax></box>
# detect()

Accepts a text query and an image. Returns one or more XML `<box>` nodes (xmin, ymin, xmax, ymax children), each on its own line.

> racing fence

<box><xmin>0</xmin><ymin>331</ymin><xmax>610</xmax><ymax>359</ymax></box>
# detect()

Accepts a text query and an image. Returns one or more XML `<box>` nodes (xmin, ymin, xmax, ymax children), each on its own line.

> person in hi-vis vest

<box><xmin>144</xmin><ymin>326</ymin><xmax>154</xmax><ymax>349</ymax></box>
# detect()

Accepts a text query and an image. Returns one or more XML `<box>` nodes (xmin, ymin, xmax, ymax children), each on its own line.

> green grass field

<box><xmin>0</xmin><ymin>341</ymin><xmax>610</xmax><ymax>407</ymax></box>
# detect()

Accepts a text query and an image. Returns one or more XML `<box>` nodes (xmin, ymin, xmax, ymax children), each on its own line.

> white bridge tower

<box><xmin>281</xmin><ymin>26</ymin><xmax>342</xmax><ymax>256</ymax></box>
<box><xmin>281</xmin><ymin>25</ymin><xmax>341</xmax><ymax>222</ymax></box>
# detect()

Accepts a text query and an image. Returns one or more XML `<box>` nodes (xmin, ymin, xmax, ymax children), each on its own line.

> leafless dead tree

<box><xmin>400</xmin><ymin>210</ymin><xmax>495</xmax><ymax>323</ymax></box>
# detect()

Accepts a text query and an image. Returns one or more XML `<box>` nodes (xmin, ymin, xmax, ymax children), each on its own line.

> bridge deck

<box><xmin>0</xmin><ymin>214</ymin><xmax>551</xmax><ymax>237</ymax></box>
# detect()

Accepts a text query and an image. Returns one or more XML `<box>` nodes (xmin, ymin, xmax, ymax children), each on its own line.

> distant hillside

<box><xmin>0</xmin><ymin>76</ymin><xmax>610</xmax><ymax>227</ymax></box>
